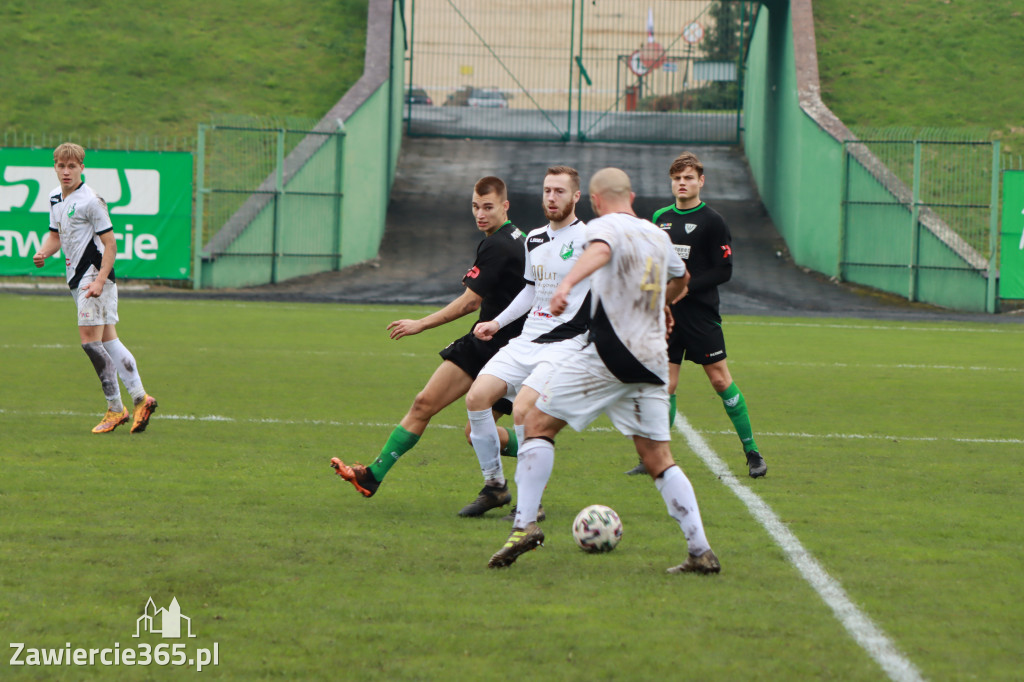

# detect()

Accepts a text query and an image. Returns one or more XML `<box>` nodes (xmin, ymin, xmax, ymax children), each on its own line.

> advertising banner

<box><xmin>0</xmin><ymin>149</ymin><xmax>193</xmax><ymax>280</ymax></box>
<box><xmin>1001</xmin><ymin>171</ymin><xmax>1024</xmax><ymax>299</ymax></box>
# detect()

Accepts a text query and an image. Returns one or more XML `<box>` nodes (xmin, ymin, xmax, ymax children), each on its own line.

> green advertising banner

<box><xmin>0</xmin><ymin>149</ymin><xmax>193</xmax><ymax>280</ymax></box>
<box><xmin>1001</xmin><ymin>171</ymin><xmax>1024</xmax><ymax>299</ymax></box>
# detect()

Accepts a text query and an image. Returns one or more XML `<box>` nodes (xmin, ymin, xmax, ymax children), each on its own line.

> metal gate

<box><xmin>840</xmin><ymin>134</ymin><xmax>1000</xmax><ymax>311</ymax></box>
<box><xmin>404</xmin><ymin>1</ymin><xmax>755</xmax><ymax>143</ymax></box>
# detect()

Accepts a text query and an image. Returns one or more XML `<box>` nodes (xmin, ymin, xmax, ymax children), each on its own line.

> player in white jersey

<box><xmin>459</xmin><ymin>166</ymin><xmax>590</xmax><ymax>518</ymax></box>
<box><xmin>32</xmin><ymin>143</ymin><xmax>157</xmax><ymax>434</ymax></box>
<box><xmin>488</xmin><ymin>168</ymin><xmax>721</xmax><ymax>575</ymax></box>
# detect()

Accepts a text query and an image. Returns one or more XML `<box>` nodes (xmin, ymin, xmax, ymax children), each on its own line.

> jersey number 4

<box><xmin>640</xmin><ymin>257</ymin><xmax>662</xmax><ymax>310</ymax></box>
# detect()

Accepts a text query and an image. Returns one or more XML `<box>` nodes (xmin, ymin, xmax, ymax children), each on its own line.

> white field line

<box><xmin>3</xmin><ymin>344</ymin><xmax>1020</xmax><ymax>375</ymax></box>
<box><xmin>699</xmin><ymin>429</ymin><xmax>1024</xmax><ymax>445</ymax></box>
<box><xmin>728</xmin><ymin>320</ymin><xmax>1024</xmax><ymax>334</ymax></box>
<box><xmin>675</xmin><ymin>413</ymin><xmax>926</xmax><ymax>682</ymax></box>
<box><xmin>1</xmin><ymin>409</ymin><xmax>1019</xmax><ymax>446</ymax></box>
<box><xmin>758</xmin><ymin>360</ymin><xmax>1019</xmax><ymax>372</ymax></box>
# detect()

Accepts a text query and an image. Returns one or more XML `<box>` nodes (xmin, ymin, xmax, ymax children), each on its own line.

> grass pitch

<box><xmin>1</xmin><ymin>294</ymin><xmax>1022</xmax><ymax>680</ymax></box>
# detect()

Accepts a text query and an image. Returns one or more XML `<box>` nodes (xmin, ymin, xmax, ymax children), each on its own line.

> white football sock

<box><xmin>514</xmin><ymin>438</ymin><xmax>554</xmax><ymax>527</ymax></box>
<box><xmin>655</xmin><ymin>465</ymin><xmax>711</xmax><ymax>556</ymax></box>
<box><xmin>103</xmin><ymin>338</ymin><xmax>146</xmax><ymax>402</ymax></box>
<box><xmin>82</xmin><ymin>342</ymin><xmax>123</xmax><ymax>412</ymax></box>
<box><xmin>468</xmin><ymin>408</ymin><xmax>503</xmax><ymax>486</ymax></box>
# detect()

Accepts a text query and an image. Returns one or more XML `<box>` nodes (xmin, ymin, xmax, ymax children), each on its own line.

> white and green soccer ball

<box><xmin>572</xmin><ymin>504</ymin><xmax>623</xmax><ymax>553</ymax></box>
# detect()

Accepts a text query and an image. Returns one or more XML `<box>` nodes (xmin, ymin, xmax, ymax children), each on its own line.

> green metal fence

<box><xmin>194</xmin><ymin>116</ymin><xmax>345</xmax><ymax>287</ymax></box>
<box><xmin>194</xmin><ymin>0</ymin><xmax>406</xmax><ymax>289</ymax></box>
<box><xmin>840</xmin><ymin>129</ymin><xmax>1002</xmax><ymax>311</ymax></box>
<box><xmin>404</xmin><ymin>0</ymin><xmax>756</xmax><ymax>143</ymax></box>
<box><xmin>1</xmin><ymin>131</ymin><xmax>194</xmax><ymax>153</ymax></box>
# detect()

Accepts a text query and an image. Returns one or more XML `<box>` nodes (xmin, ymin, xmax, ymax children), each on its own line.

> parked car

<box><xmin>466</xmin><ymin>88</ymin><xmax>509</xmax><ymax>108</ymax></box>
<box><xmin>443</xmin><ymin>85</ymin><xmax>473</xmax><ymax>107</ymax></box>
<box><xmin>405</xmin><ymin>86</ymin><xmax>433</xmax><ymax>105</ymax></box>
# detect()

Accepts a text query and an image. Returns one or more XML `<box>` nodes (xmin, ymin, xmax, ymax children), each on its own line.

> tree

<box><xmin>689</xmin><ymin>1</ymin><xmax>752</xmax><ymax>110</ymax></box>
<box><xmin>704</xmin><ymin>1</ymin><xmax>748</xmax><ymax>62</ymax></box>
<box><xmin>639</xmin><ymin>1</ymin><xmax>756</xmax><ymax>112</ymax></box>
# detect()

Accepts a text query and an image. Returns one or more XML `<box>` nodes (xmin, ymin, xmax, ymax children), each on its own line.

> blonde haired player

<box><xmin>32</xmin><ymin>142</ymin><xmax>157</xmax><ymax>434</ymax></box>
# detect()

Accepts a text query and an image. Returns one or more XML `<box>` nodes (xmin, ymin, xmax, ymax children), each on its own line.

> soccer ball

<box><xmin>572</xmin><ymin>504</ymin><xmax>623</xmax><ymax>553</ymax></box>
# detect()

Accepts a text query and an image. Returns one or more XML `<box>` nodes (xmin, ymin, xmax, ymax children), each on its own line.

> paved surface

<box><xmin>230</xmin><ymin>138</ymin><xmax>1023</xmax><ymax>323</ymax></box>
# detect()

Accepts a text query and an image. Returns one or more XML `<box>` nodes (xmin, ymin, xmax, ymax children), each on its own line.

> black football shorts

<box><xmin>668</xmin><ymin>304</ymin><xmax>727</xmax><ymax>366</ymax></box>
<box><xmin>439</xmin><ymin>332</ymin><xmax>513</xmax><ymax>414</ymax></box>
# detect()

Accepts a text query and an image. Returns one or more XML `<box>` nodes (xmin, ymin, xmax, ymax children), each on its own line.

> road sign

<box><xmin>683</xmin><ymin>22</ymin><xmax>704</xmax><ymax>44</ymax></box>
<box><xmin>629</xmin><ymin>50</ymin><xmax>649</xmax><ymax>77</ymax></box>
<box><xmin>640</xmin><ymin>41</ymin><xmax>666</xmax><ymax>69</ymax></box>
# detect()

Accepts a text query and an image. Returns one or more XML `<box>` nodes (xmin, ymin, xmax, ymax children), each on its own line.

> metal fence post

<box><xmin>272</xmin><ymin>128</ymin><xmax>285</xmax><ymax>284</ymax></box>
<box><xmin>908</xmin><ymin>140</ymin><xmax>922</xmax><ymax>302</ymax></box>
<box><xmin>406</xmin><ymin>0</ymin><xmax>416</xmax><ymax>134</ymax></box>
<box><xmin>987</xmin><ymin>140</ymin><xmax>1001</xmax><ymax>313</ymax></box>
<box><xmin>193</xmin><ymin>124</ymin><xmax>207</xmax><ymax>290</ymax></box>
<box><xmin>333</xmin><ymin>121</ymin><xmax>347</xmax><ymax>271</ymax></box>
<box><xmin>837</xmin><ymin>141</ymin><xmax>849</xmax><ymax>281</ymax></box>
<box><xmin>571</xmin><ymin>0</ymin><xmax>579</xmax><ymax>140</ymax></box>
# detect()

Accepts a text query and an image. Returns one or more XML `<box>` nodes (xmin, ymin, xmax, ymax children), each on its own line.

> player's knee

<box><xmin>709</xmin><ymin>376</ymin><xmax>731</xmax><ymax>393</ymax></box>
<box><xmin>523</xmin><ymin>407</ymin><xmax>558</xmax><ymax>440</ymax></box>
<box><xmin>465</xmin><ymin>386</ymin><xmax>489</xmax><ymax>412</ymax></box>
<box><xmin>409</xmin><ymin>390</ymin><xmax>441</xmax><ymax>420</ymax></box>
<box><xmin>512</xmin><ymin>402</ymin><xmax>531</xmax><ymax>426</ymax></box>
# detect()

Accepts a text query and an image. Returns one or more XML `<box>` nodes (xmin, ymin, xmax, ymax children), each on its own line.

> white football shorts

<box><xmin>70</xmin><ymin>276</ymin><xmax>119</xmax><ymax>327</ymax></box>
<box><xmin>478</xmin><ymin>335</ymin><xmax>587</xmax><ymax>397</ymax></box>
<box><xmin>533</xmin><ymin>343</ymin><xmax>671</xmax><ymax>441</ymax></box>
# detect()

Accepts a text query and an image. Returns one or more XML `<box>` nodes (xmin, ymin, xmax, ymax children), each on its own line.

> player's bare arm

<box><xmin>664</xmin><ymin>305</ymin><xmax>675</xmax><ymax>337</ymax></box>
<box><xmin>387</xmin><ymin>287</ymin><xmax>483</xmax><ymax>340</ymax></box>
<box><xmin>473</xmin><ymin>280</ymin><xmax>534</xmax><ymax>342</ymax></box>
<box><xmin>667</xmin><ymin>270</ymin><xmax>690</xmax><ymax>304</ymax></box>
<box><xmin>472</xmin><ymin>320</ymin><xmax>500</xmax><ymax>341</ymax></box>
<box><xmin>33</xmin><ymin>232</ymin><xmax>62</xmax><ymax>268</ymax></box>
<box><xmin>85</xmin><ymin>231</ymin><xmax>117</xmax><ymax>299</ymax></box>
<box><xmin>549</xmin><ymin>240</ymin><xmax>611</xmax><ymax>316</ymax></box>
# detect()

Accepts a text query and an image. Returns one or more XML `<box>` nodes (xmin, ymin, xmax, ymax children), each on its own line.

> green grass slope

<box><xmin>813</xmin><ymin>0</ymin><xmax>1024</xmax><ymax>154</ymax></box>
<box><xmin>0</xmin><ymin>0</ymin><xmax>367</xmax><ymax>140</ymax></box>
<box><xmin>2</xmin><ymin>0</ymin><xmax>1020</xmax><ymax>157</ymax></box>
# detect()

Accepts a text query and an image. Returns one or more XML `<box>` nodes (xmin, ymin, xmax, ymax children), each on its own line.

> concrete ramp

<box><xmin>255</xmin><ymin>138</ymin><xmax>1009</xmax><ymax>321</ymax></box>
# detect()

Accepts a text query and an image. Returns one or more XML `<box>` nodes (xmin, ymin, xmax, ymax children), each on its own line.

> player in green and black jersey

<box><xmin>628</xmin><ymin>151</ymin><xmax>767</xmax><ymax>479</ymax></box>
<box><xmin>331</xmin><ymin>176</ymin><xmax>528</xmax><ymax>497</ymax></box>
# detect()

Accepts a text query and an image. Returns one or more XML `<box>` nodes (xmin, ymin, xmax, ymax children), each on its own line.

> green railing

<box><xmin>840</xmin><ymin>130</ymin><xmax>1000</xmax><ymax>311</ymax></box>
<box><xmin>0</xmin><ymin>131</ymin><xmax>194</xmax><ymax>153</ymax></box>
<box><xmin>743</xmin><ymin>0</ymin><xmax>1017</xmax><ymax>313</ymax></box>
<box><xmin>195</xmin><ymin>0</ymin><xmax>406</xmax><ymax>289</ymax></box>
<box><xmin>194</xmin><ymin>117</ymin><xmax>345</xmax><ymax>287</ymax></box>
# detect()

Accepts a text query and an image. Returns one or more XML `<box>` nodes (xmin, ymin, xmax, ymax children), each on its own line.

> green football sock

<box><xmin>718</xmin><ymin>382</ymin><xmax>758</xmax><ymax>453</ymax></box>
<box><xmin>368</xmin><ymin>425</ymin><xmax>420</xmax><ymax>482</ymax></box>
<box><xmin>668</xmin><ymin>393</ymin><xmax>677</xmax><ymax>428</ymax></box>
<box><xmin>500</xmin><ymin>426</ymin><xmax>518</xmax><ymax>458</ymax></box>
